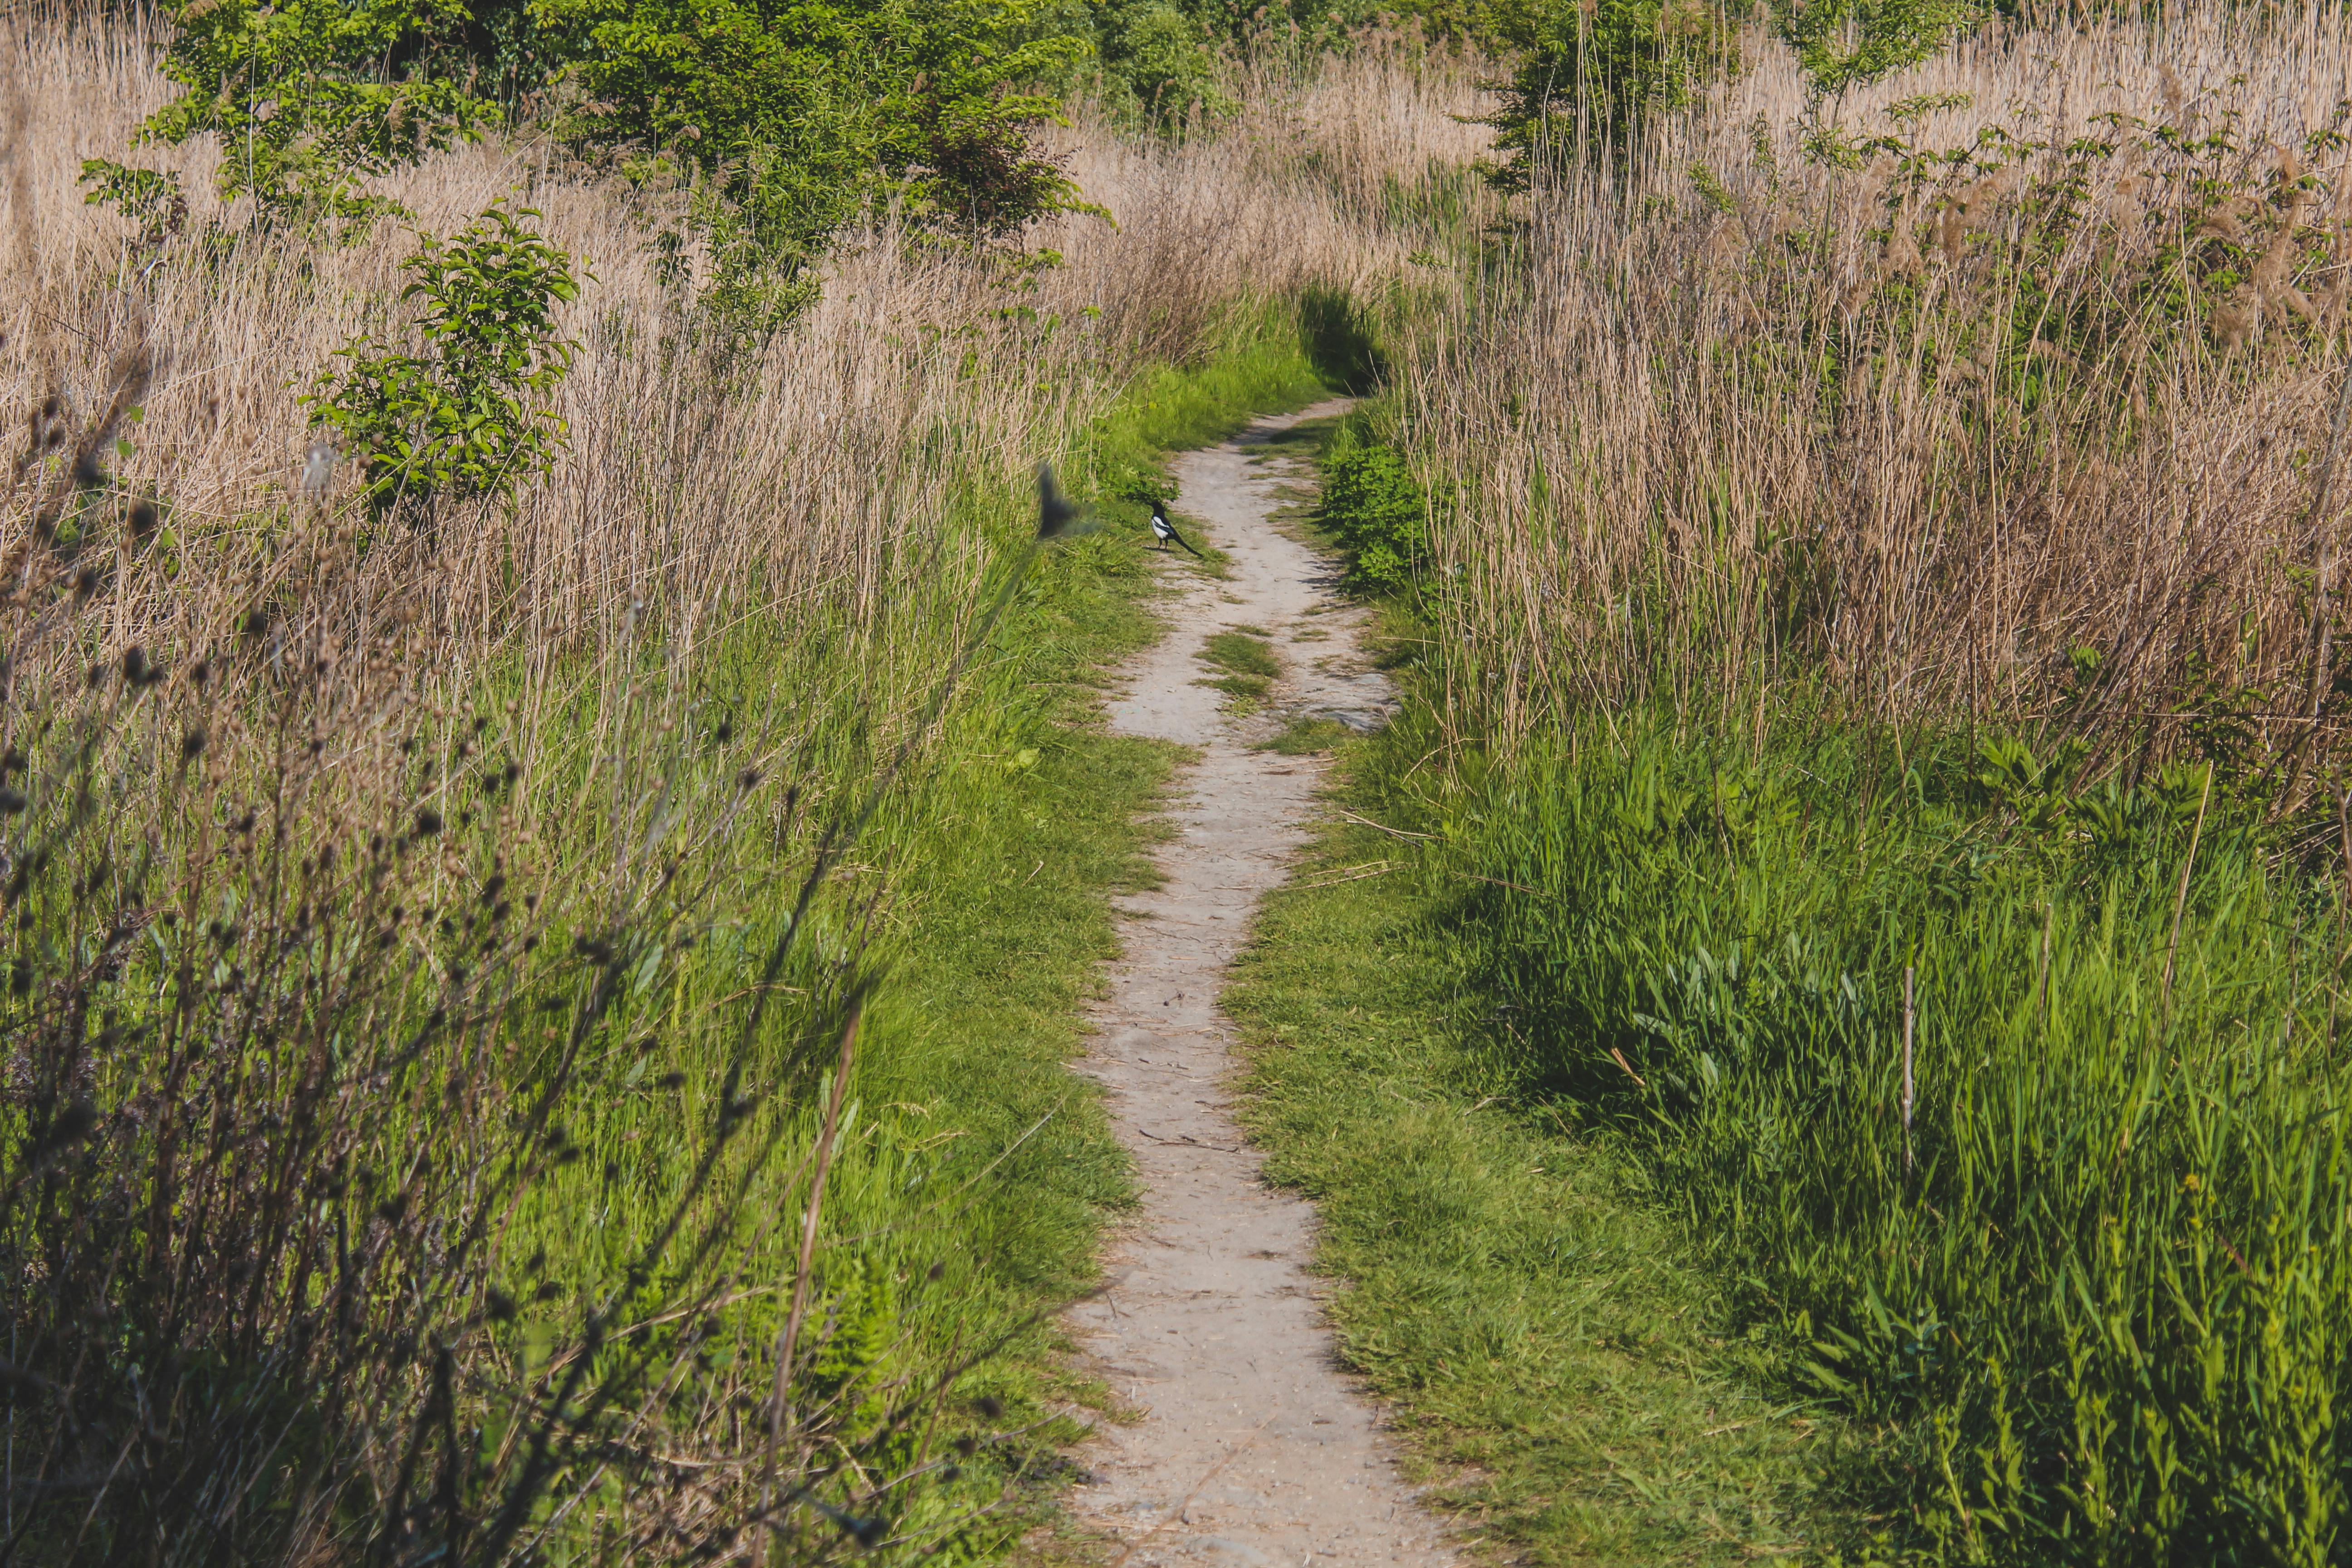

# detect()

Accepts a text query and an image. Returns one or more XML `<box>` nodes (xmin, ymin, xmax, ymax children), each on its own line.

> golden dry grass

<box><xmin>1411</xmin><ymin>3</ymin><xmax>2352</xmax><ymax>770</ymax></box>
<box><xmin>1</xmin><ymin>16</ymin><xmax>1482</xmax><ymax>720</ymax></box>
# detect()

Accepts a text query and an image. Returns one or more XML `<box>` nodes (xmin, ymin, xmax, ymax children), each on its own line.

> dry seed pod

<box><xmin>1882</xmin><ymin>213</ymin><xmax>1923</xmax><ymax>278</ymax></box>
<box><xmin>2211</xmin><ymin>292</ymin><xmax>2258</xmax><ymax>351</ymax></box>
<box><xmin>1939</xmin><ymin>206</ymin><xmax>1967</xmax><ymax>263</ymax></box>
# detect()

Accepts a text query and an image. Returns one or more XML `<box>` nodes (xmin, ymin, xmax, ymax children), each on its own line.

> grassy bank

<box><xmin>1227</xmin><ymin>719</ymin><xmax>1863</xmax><ymax>1565</ymax></box>
<box><xmin>1249</xmin><ymin>3</ymin><xmax>2352</xmax><ymax>1556</ymax></box>
<box><xmin>1433</xmin><ymin>706</ymin><xmax>2352</xmax><ymax>1563</ymax></box>
<box><xmin>1244</xmin><ymin>295</ymin><xmax>2352</xmax><ymax>1561</ymax></box>
<box><xmin>1240</xmin><ymin>679</ymin><xmax>2352</xmax><ymax>1561</ymax></box>
<box><xmin>0</xmin><ymin>300</ymin><xmax>1338</xmax><ymax>1560</ymax></box>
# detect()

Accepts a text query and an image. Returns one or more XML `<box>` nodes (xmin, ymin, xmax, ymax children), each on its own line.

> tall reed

<box><xmin>1407</xmin><ymin>3</ymin><xmax>2352</xmax><ymax>770</ymax></box>
<box><xmin>1372</xmin><ymin>5</ymin><xmax>2352</xmax><ymax>1552</ymax></box>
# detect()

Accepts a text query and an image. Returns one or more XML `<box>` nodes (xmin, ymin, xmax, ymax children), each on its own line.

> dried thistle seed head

<box><xmin>2211</xmin><ymin>292</ymin><xmax>2258</xmax><ymax>351</ymax></box>
<box><xmin>127</xmin><ymin>502</ymin><xmax>157</xmax><ymax>544</ymax></box>
<box><xmin>1881</xmin><ymin>217</ymin><xmax>1923</xmax><ymax>277</ymax></box>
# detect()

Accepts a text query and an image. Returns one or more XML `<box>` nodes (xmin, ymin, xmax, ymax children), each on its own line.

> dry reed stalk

<box><xmin>1407</xmin><ymin>3</ymin><xmax>2352</xmax><ymax>767</ymax></box>
<box><xmin>5</xmin><ymin>16</ymin><xmax>1465</xmax><ymax>725</ymax></box>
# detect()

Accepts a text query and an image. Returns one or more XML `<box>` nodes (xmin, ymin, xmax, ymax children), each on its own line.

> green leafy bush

<box><xmin>305</xmin><ymin>206</ymin><xmax>582</xmax><ymax>522</ymax></box>
<box><xmin>1485</xmin><ymin>0</ymin><xmax>1982</xmax><ymax>184</ymax></box>
<box><xmin>1486</xmin><ymin>0</ymin><xmax>1736</xmax><ymax>182</ymax></box>
<box><xmin>1770</xmin><ymin>0</ymin><xmax>1983</xmax><ymax>96</ymax></box>
<box><xmin>1088</xmin><ymin>0</ymin><xmax>1231</xmax><ymax>124</ymax></box>
<box><xmin>532</xmin><ymin>0</ymin><xmax>1088</xmax><ymax>321</ymax></box>
<box><xmin>1315</xmin><ymin>423</ymin><xmax>1433</xmax><ymax>592</ymax></box>
<box><xmin>77</xmin><ymin>160</ymin><xmax>190</xmax><ymax>255</ymax></box>
<box><xmin>138</xmin><ymin>0</ymin><xmax>491</xmax><ymax>233</ymax></box>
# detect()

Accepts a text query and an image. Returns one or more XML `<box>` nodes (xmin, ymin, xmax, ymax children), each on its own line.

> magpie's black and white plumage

<box><xmin>1149</xmin><ymin>506</ymin><xmax>1202</xmax><ymax>558</ymax></box>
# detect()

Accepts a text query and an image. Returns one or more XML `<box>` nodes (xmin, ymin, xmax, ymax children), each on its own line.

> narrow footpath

<box><xmin>1063</xmin><ymin>404</ymin><xmax>1448</xmax><ymax>1567</ymax></box>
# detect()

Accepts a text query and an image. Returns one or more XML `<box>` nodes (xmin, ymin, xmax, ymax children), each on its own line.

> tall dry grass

<box><xmin>2</xmin><ymin>16</ymin><xmax>1466</xmax><ymax>708</ymax></box>
<box><xmin>1411</xmin><ymin>2</ymin><xmax>2352</xmax><ymax>776</ymax></box>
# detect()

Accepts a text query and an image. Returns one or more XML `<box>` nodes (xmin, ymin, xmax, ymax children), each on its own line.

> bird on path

<box><xmin>1150</xmin><ymin>505</ymin><xmax>1202</xmax><ymax>558</ymax></box>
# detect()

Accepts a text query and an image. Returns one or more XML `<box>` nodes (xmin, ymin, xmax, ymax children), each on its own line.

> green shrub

<box><xmin>138</xmin><ymin>0</ymin><xmax>491</xmax><ymax>233</ymax></box>
<box><xmin>1485</xmin><ymin>0</ymin><xmax>1735</xmax><ymax>182</ymax></box>
<box><xmin>1769</xmin><ymin>0</ymin><xmax>1983</xmax><ymax>96</ymax></box>
<box><xmin>531</xmin><ymin>0</ymin><xmax>1088</xmax><ymax>322</ymax></box>
<box><xmin>1314</xmin><ymin>422</ymin><xmax>1432</xmax><ymax>592</ymax></box>
<box><xmin>304</xmin><ymin>205</ymin><xmax>582</xmax><ymax>523</ymax></box>
<box><xmin>77</xmin><ymin>160</ymin><xmax>190</xmax><ymax>256</ymax></box>
<box><xmin>1089</xmin><ymin>0</ymin><xmax>1232</xmax><ymax>123</ymax></box>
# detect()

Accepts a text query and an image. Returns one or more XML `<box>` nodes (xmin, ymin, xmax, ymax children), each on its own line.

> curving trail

<box><xmin>1063</xmin><ymin>403</ymin><xmax>1448</xmax><ymax>1567</ymax></box>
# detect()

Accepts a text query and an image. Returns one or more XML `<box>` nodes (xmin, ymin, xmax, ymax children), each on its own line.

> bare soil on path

<box><xmin>1062</xmin><ymin>403</ymin><xmax>1450</xmax><ymax>1568</ymax></box>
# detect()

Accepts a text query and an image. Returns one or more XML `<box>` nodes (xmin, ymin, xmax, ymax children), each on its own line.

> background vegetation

<box><xmin>0</xmin><ymin>3</ymin><xmax>1485</xmax><ymax>1558</ymax></box>
<box><xmin>1262</xmin><ymin>0</ymin><xmax>2352</xmax><ymax>1561</ymax></box>
<box><xmin>31</xmin><ymin>0</ymin><xmax>2352</xmax><ymax>1557</ymax></box>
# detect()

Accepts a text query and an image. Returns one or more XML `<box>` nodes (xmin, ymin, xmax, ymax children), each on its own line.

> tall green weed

<box><xmin>1446</xmin><ymin>713</ymin><xmax>2352</xmax><ymax>1559</ymax></box>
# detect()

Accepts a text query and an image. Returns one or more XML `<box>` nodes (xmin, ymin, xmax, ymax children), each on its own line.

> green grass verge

<box><xmin>1252</xmin><ymin>716</ymin><xmax>1349</xmax><ymax>755</ymax></box>
<box><xmin>818</xmin><ymin>309</ymin><xmax>1341</xmax><ymax>1537</ymax></box>
<box><xmin>690</xmin><ymin>309</ymin><xmax>1345</xmax><ymax>1539</ymax></box>
<box><xmin>1225</xmin><ymin>734</ymin><xmax>1869</xmax><ymax>1567</ymax></box>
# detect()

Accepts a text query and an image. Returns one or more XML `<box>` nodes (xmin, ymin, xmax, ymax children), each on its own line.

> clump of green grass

<box><xmin>1445</xmin><ymin>706</ymin><xmax>2352</xmax><ymax>1559</ymax></box>
<box><xmin>1195</xmin><ymin>629</ymin><xmax>1282</xmax><ymax>706</ymax></box>
<box><xmin>1202</xmin><ymin>630</ymin><xmax>1280</xmax><ymax>680</ymax></box>
<box><xmin>1254</xmin><ymin>715</ymin><xmax>1350</xmax><ymax>754</ymax></box>
<box><xmin>1227</xmin><ymin>721</ymin><xmax>1866</xmax><ymax>1564</ymax></box>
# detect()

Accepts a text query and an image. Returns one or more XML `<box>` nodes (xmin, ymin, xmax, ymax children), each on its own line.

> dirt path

<box><xmin>1062</xmin><ymin>403</ymin><xmax>1449</xmax><ymax>1568</ymax></box>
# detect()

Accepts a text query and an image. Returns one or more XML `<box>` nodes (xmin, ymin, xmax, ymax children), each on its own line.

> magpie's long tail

<box><xmin>1171</xmin><ymin>528</ymin><xmax>1204</xmax><ymax>559</ymax></box>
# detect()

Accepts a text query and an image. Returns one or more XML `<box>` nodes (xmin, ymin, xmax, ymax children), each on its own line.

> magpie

<box><xmin>1149</xmin><ymin>505</ymin><xmax>1202</xmax><ymax>558</ymax></box>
